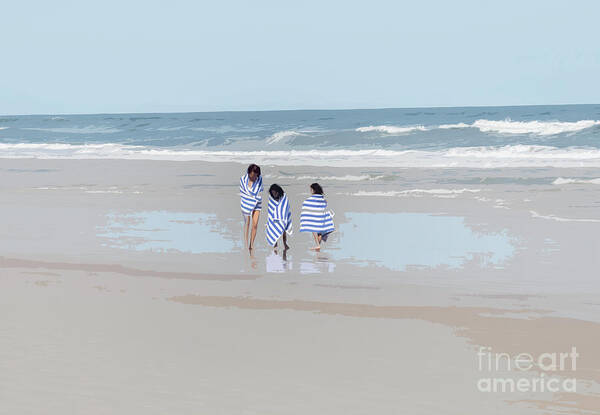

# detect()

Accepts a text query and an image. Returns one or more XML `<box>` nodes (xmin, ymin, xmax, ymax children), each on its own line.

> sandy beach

<box><xmin>3</xmin><ymin>0</ymin><xmax>600</xmax><ymax>411</ymax></box>
<box><xmin>1</xmin><ymin>158</ymin><xmax>600</xmax><ymax>414</ymax></box>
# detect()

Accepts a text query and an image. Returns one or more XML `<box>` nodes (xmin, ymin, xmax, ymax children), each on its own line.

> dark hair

<box><xmin>247</xmin><ymin>164</ymin><xmax>261</xmax><ymax>176</ymax></box>
<box><xmin>269</xmin><ymin>183</ymin><xmax>284</xmax><ymax>200</ymax></box>
<box><xmin>310</xmin><ymin>183</ymin><xmax>324</xmax><ymax>195</ymax></box>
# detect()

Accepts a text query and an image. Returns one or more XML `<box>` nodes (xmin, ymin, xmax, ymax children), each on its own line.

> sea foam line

<box><xmin>553</xmin><ymin>177</ymin><xmax>600</xmax><ymax>185</ymax></box>
<box><xmin>355</xmin><ymin>119</ymin><xmax>600</xmax><ymax>136</ymax></box>
<box><xmin>4</xmin><ymin>143</ymin><xmax>600</xmax><ymax>168</ymax></box>
<box><xmin>264</xmin><ymin>174</ymin><xmax>385</xmax><ymax>181</ymax></box>
<box><xmin>295</xmin><ymin>174</ymin><xmax>385</xmax><ymax>181</ymax></box>
<box><xmin>530</xmin><ymin>211</ymin><xmax>600</xmax><ymax>223</ymax></box>
<box><xmin>350</xmin><ymin>189</ymin><xmax>482</xmax><ymax>197</ymax></box>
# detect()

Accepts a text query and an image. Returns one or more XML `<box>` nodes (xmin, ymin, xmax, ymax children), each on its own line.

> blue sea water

<box><xmin>1</xmin><ymin>104</ymin><xmax>600</xmax><ymax>167</ymax></box>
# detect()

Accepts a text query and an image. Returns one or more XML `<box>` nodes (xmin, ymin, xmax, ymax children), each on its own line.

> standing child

<box><xmin>266</xmin><ymin>184</ymin><xmax>292</xmax><ymax>250</ymax></box>
<box><xmin>299</xmin><ymin>183</ymin><xmax>335</xmax><ymax>251</ymax></box>
<box><xmin>240</xmin><ymin>164</ymin><xmax>263</xmax><ymax>251</ymax></box>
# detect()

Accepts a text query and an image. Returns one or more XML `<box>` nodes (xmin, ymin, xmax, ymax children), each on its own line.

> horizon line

<box><xmin>1</xmin><ymin>102</ymin><xmax>599</xmax><ymax>118</ymax></box>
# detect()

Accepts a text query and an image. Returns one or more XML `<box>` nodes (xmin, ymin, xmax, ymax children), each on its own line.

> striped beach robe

<box><xmin>266</xmin><ymin>193</ymin><xmax>292</xmax><ymax>246</ymax></box>
<box><xmin>299</xmin><ymin>194</ymin><xmax>335</xmax><ymax>237</ymax></box>
<box><xmin>239</xmin><ymin>174</ymin><xmax>263</xmax><ymax>216</ymax></box>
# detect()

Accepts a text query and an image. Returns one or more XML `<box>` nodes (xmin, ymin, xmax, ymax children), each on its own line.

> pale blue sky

<box><xmin>1</xmin><ymin>0</ymin><xmax>598</xmax><ymax>115</ymax></box>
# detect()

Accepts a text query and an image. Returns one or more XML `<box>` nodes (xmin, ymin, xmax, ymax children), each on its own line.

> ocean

<box><xmin>1</xmin><ymin>104</ymin><xmax>599</xmax><ymax>167</ymax></box>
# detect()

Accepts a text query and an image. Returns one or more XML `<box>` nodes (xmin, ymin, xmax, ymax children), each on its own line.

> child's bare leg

<box><xmin>244</xmin><ymin>216</ymin><xmax>250</xmax><ymax>248</ymax></box>
<box><xmin>283</xmin><ymin>233</ymin><xmax>289</xmax><ymax>249</ymax></box>
<box><xmin>310</xmin><ymin>232</ymin><xmax>321</xmax><ymax>251</ymax></box>
<box><xmin>249</xmin><ymin>210</ymin><xmax>260</xmax><ymax>249</ymax></box>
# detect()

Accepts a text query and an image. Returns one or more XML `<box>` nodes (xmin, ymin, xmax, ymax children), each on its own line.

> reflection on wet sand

<box><xmin>300</xmin><ymin>254</ymin><xmax>336</xmax><ymax>274</ymax></box>
<box><xmin>332</xmin><ymin>212</ymin><xmax>515</xmax><ymax>271</ymax></box>
<box><xmin>265</xmin><ymin>251</ymin><xmax>291</xmax><ymax>273</ymax></box>
<box><xmin>262</xmin><ymin>211</ymin><xmax>515</xmax><ymax>275</ymax></box>
<box><xmin>98</xmin><ymin>211</ymin><xmax>240</xmax><ymax>253</ymax></box>
<box><xmin>265</xmin><ymin>250</ymin><xmax>336</xmax><ymax>274</ymax></box>
<box><xmin>98</xmin><ymin>210</ymin><xmax>517</xmax><ymax>275</ymax></box>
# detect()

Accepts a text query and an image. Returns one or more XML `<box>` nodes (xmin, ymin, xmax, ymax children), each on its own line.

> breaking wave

<box><xmin>553</xmin><ymin>177</ymin><xmax>600</xmax><ymax>185</ymax></box>
<box><xmin>471</xmin><ymin>119</ymin><xmax>600</xmax><ymax>136</ymax></box>
<box><xmin>355</xmin><ymin>119</ymin><xmax>600</xmax><ymax>136</ymax></box>
<box><xmin>266</xmin><ymin>130</ymin><xmax>304</xmax><ymax>144</ymax></box>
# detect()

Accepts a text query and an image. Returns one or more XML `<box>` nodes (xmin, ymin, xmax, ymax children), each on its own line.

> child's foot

<box><xmin>309</xmin><ymin>246</ymin><xmax>321</xmax><ymax>251</ymax></box>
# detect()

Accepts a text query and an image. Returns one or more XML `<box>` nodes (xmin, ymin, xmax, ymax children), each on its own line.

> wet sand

<box><xmin>1</xmin><ymin>159</ymin><xmax>600</xmax><ymax>414</ymax></box>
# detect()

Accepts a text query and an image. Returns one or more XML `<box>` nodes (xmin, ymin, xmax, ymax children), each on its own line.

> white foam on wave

<box><xmin>266</xmin><ymin>130</ymin><xmax>303</xmax><ymax>144</ymax></box>
<box><xmin>34</xmin><ymin>184</ymin><xmax>140</xmax><ymax>194</ymax></box>
<box><xmin>295</xmin><ymin>174</ymin><xmax>384</xmax><ymax>181</ymax></box>
<box><xmin>356</xmin><ymin>125</ymin><xmax>426</xmax><ymax>134</ymax></box>
<box><xmin>438</xmin><ymin>123</ymin><xmax>471</xmax><ymax>129</ymax></box>
<box><xmin>264</xmin><ymin>174</ymin><xmax>384</xmax><ymax>181</ymax></box>
<box><xmin>552</xmin><ymin>177</ymin><xmax>600</xmax><ymax>185</ymax></box>
<box><xmin>0</xmin><ymin>127</ymin><xmax>8</xmax><ymax>130</ymax></box>
<box><xmin>4</xmin><ymin>142</ymin><xmax>600</xmax><ymax>168</ymax></box>
<box><xmin>351</xmin><ymin>189</ymin><xmax>481</xmax><ymax>197</ymax></box>
<box><xmin>356</xmin><ymin>119</ymin><xmax>600</xmax><ymax>136</ymax></box>
<box><xmin>443</xmin><ymin>144</ymin><xmax>600</xmax><ymax>161</ymax></box>
<box><xmin>530</xmin><ymin>210</ymin><xmax>600</xmax><ymax>223</ymax></box>
<box><xmin>85</xmin><ymin>190</ymin><xmax>124</xmax><ymax>194</ymax></box>
<box><xmin>472</xmin><ymin>119</ymin><xmax>600</xmax><ymax>136</ymax></box>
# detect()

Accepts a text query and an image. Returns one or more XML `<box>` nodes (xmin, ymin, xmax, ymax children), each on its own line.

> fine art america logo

<box><xmin>477</xmin><ymin>346</ymin><xmax>578</xmax><ymax>393</ymax></box>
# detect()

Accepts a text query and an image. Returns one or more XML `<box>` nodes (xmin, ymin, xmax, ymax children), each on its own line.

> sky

<box><xmin>1</xmin><ymin>0</ymin><xmax>599</xmax><ymax>115</ymax></box>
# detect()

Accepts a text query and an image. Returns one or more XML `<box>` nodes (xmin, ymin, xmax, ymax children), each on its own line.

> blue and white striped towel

<box><xmin>266</xmin><ymin>193</ymin><xmax>292</xmax><ymax>246</ymax></box>
<box><xmin>299</xmin><ymin>194</ymin><xmax>335</xmax><ymax>235</ymax></box>
<box><xmin>239</xmin><ymin>174</ymin><xmax>263</xmax><ymax>216</ymax></box>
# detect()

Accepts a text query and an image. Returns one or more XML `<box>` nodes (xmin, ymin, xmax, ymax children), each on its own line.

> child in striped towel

<box><xmin>266</xmin><ymin>184</ymin><xmax>292</xmax><ymax>250</ymax></box>
<box><xmin>299</xmin><ymin>183</ymin><xmax>335</xmax><ymax>251</ymax></box>
<box><xmin>240</xmin><ymin>164</ymin><xmax>263</xmax><ymax>250</ymax></box>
